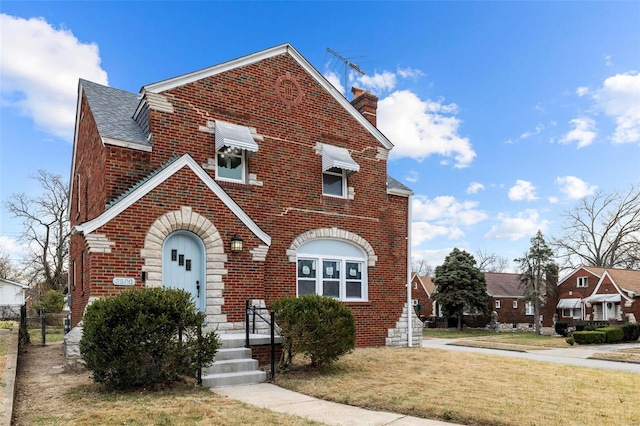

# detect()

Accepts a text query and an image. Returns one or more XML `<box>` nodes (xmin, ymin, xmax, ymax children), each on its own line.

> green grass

<box><xmin>28</xmin><ymin>326</ymin><xmax>65</xmax><ymax>344</ymax></box>
<box><xmin>0</xmin><ymin>321</ymin><xmax>15</xmax><ymax>330</ymax></box>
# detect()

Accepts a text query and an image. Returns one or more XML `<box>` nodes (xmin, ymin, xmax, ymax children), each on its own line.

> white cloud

<box><xmin>466</xmin><ymin>182</ymin><xmax>485</xmax><ymax>194</ymax></box>
<box><xmin>555</xmin><ymin>176</ymin><xmax>597</xmax><ymax>199</ymax></box>
<box><xmin>397</xmin><ymin>66</ymin><xmax>425</xmax><ymax>79</ymax></box>
<box><xmin>604</xmin><ymin>55</ymin><xmax>613</xmax><ymax>67</ymax></box>
<box><xmin>412</xmin><ymin>221</ymin><xmax>463</xmax><ymax>246</ymax></box>
<box><xmin>356</xmin><ymin>71</ymin><xmax>396</xmax><ymax>94</ymax></box>
<box><xmin>379</xmin><ymin>90</ymin><xmax>476</xmax><ymax>167</ymax></box>
<box><xmin>593</xmin><ymin>72</ymin><xmax>640</xmax><ymax>144</ymax></box>
<box><xmin>576</xmin><ymin>86</ymin><xmax>589</xmax><ymax>97</ymax></box>
<box><xmin>548</xmin><ymin>196</ymin><xmax>559</xmax><ymax>204</ymax></box>
<box><xmin>0</xmin><ymin>14</ymin><xmax>108</xmax><ymax>140</ymax></box>
<box><xmin>508</xmin><ymin>180</ymin><xmax>538</xmax><ymax>201</ymax></box>
<box><xmin>560</xmin><ymin>117</ymin><xmax>597</xmax><ymax>148</ymax></box>
<box><xmin>520</xmin><ymin>124</ymin><xmax>544</xmax><ymax>139</ymax></box>
<box><xmin>411</xmin><ymin>247</ymin><xmax>458</xmax><ymax>269</ymax></box>
<box><xmin>485</xmin><ymin>210</ymin><xmax>549</xmax><ymax>241</ymax></box>
<box><xmin>404</xmin><ymin>170</ymin><xmax>419</xmax><ymax>183</ymax></box>
<box><xmin>324</xmin><ymin>70</ymin><xmax>345</xmax><ymax>95</ymax></box>
<box><xmin>413</xmin><ymin>195</ymin><xmax>487</xmax><ymax>226</ymax></box>
<box><xmin>0</xmin><ymin>236</ymin><xmax>28</xmax><ymax>260</ymax></box>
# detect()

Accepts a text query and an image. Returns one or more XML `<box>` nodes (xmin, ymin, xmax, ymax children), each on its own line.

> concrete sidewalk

<box><xmin>213</xmin><ymin>383</ymin><xmax>461</xmax><ymax>426</ymax></box>
<box><xmin>422</xmin><ymin>338</ymin><xmax>640</xmax><ymax>374</ymax></box>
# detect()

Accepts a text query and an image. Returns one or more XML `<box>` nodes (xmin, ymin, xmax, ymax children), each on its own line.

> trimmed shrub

<box><xmin>574</xmin><ymin>322</ymin><xmax>586</xmax><ymax>332</ymax></box>
<box><xmin>555</xmin><ymin>321</ymin><xmax>568</xmax><ymax>337</ymax></box>
<box><xmin>598</xmin><ymin>326</ymin><xmax>624</xmax><ymax>343</ymax></box>
<box><xmin>584</xmin><ymin>324</ymin><xmax>597</xmax><ymax>331</ymax></box>
<box><xmin>272</xmin><ymin>294</ymin><xmax>356</xmax><ymax>368</ymax></box>
<box><xmin>565</xmin><ymin>337</ymin><xmax>575</xmax><ymax>346</ymax></box>
<box><xmin>80</xmin><ymin>287</ymin><xmax>219</xmax><ymax>390</ymax></box>
<box><xmin>573</xmin><ymin>330</ymin><xmax>606</xmax><ymax>345</ymax></box>
<box><xmin>622</xmin><ymin>323</ymin><xmax>640</xmax><ymax>342</ymax></box>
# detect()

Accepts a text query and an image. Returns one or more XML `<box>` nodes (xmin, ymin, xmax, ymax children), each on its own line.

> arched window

<box><xmin>296</xmin><ymin>239</ymin><xmax>367</xmax><ymax>301</ymax></box>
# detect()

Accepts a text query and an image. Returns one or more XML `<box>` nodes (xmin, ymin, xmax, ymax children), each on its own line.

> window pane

<box><xmin>346</xmin><ymin>262</ymin><xmax>361</xmax><ymax>280</ymax></box>
<box><xmin>346</xmin><ymin>281</ymin><xmax>361</xmax><ymax>298</ymax></box>
<box><xmin>323</xmin><ymin>173</ymin><xmax>343</xmax><ymax>196</ymax></box>
<box><xmin>217</xmin><ymin>151</ymin><xmax>243</xmax><ymax>180</ymax></box>
<box><xmin>298</xmin><ymin>280</ymin><xmax>316</xmax><ymax>296</ymax></box>
<box><xmin>323</xmin><ymin>280</ymin><xmax>340</xmax><ymax>298</ymax></box>
<box><xmin>323</xmin><ymin>261</ymin><xmax>339</xmax><ymax>279</ymax></box>
<box><xmin>298</xmin><ymin>259</ymin><xmax>316</xmax><ymax>278</ymax></box>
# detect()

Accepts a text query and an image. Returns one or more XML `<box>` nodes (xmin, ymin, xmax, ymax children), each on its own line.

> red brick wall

<box><xmin>69</xmin><ymin>52</ymin><xmax>409</xmax><ymax>345</ymax></box>
<box><xmin>492</xmin><ymin>297</ymin><xmax>533</xmax><ymax>325</ymax></box>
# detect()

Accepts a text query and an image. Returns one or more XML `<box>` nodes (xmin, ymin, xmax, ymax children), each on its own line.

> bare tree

<box><xmin>553</xmin><ymin>185</ymin><xmax>640</xmax><ymax>269</ymax></box>
<box><xmin>475</xmin><ymin>249</ymin><xmax>510</xmax><ymax>272</ymax></box>
<box><xmin>5</xmin><ymin>170</ymin><xmax>69</xmax><ymax>291</ymax></box>
<box><xmin>0</xmin><ymin>248</ymin><xmax>23</xmax><ymax>281</ymax></box>
<box><xmin>412</xmin><ymin>258</ymin><xmax>433</xmax><ymax>276</ymax></box>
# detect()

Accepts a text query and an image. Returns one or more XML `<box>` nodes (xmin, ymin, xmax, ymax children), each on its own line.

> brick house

<box><xmin>410</xmin><ymin>273</ymin><xmax>436</xmax><ymax>320</ymax></box>
<box><xmin>485</xmin><ymin>272</ymin><xmax>536</xmax><ymax>331</ymax></box>
<box><xmin>67</xmin><ymin>43</ymin><xmax>419</xmax><ymax>348</ymax></box>
<box><xmin>555</xmin><ymin>266</ymin><xmax>640</xmax><ymax>326</ymax></box>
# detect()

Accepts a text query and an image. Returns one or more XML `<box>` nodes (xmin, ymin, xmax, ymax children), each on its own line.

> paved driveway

<box><xmin>421</xmin><ymin>338</ymin><xmax>640</xmax><ymax>374</ymax></box>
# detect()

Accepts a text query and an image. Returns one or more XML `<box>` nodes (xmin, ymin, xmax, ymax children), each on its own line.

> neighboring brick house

<box><xmin>555</xmin><ymin>266</ymin><xmax>640</xmax><ymax>326</ymax></box>
<box><xmin>485</xmin><ymin>272</ymin><xmax>536</xmax><ymax>331</ymax></box>
<box><xmin>68</xmin><ymin>44</ymin><xmax>419</xmax><ymax>348</ymax></box>
<box><xmin>410</xmin><ymin>273</ymin><xmax>436</xmax><ymax>320</ymax></box>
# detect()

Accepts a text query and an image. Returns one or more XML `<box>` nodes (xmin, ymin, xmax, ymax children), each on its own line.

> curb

<box><xmin>1</xmin><ymin>330</ymin><xmax>19</xmax><ymax>426</ymax></box>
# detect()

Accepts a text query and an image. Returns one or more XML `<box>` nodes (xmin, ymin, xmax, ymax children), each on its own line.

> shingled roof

<box><xmin>484</xmin><ymin>272</ymin><xmax>524</xmax><ymax>298</ymax></box>
<box><xmin>80</xmin><ymin>79</ymin><xmax>149</xmax><ymax>146</ymax></box>
<box><xmin>583</xmin><ymin>267</ymin><xmax>640</xmax><ymax>294</ymax></box>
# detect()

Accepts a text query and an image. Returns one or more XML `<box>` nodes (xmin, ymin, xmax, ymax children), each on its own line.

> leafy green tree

<box><xmin>515</xmin><ymin>230</ymin><xmax>558</xmax><ymax>335</ymax></box>
<box><xmin>432</xmin><ymin>248</ymin><xmax>489</xmax><ymax>331</ymax></box>
<box><xmin>33</xmin><ymin>289</ymin><xmax>65</xmax><ymax>313</ymax></box>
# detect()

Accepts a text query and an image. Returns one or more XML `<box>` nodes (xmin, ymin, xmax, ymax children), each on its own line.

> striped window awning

<box><xmin>321</xmin><ymin>144</ymin><xmax>360</xmax><ymax>173</ymax></box>
<box><xmin>215</xmin><ymin>120</ymin><xmax>259</xmax><ymax>153</ymax></box>
<box><xmin>556</xmin><ymin>298</ymin><xmax>582</xmax><ymax>309</ymax></box>
<box><xmin>583</xmin><ymin>294</ymin><xmax>621</xmax><ymax>303</ymax></box>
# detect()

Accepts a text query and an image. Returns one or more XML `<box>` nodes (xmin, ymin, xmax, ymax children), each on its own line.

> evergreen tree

<box><xmin>433</xmin><ymin>248</ymin><xmax>489</xmax><ymax>331</ymax></box>
<box><xmin>515</xmin><ymin>230</ymin><xmax>558</xmax><ymax>335</ymax></box>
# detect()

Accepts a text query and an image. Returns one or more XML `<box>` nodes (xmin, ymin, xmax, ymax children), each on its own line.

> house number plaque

<box><xmin>113</xmin><ymin>277</ymin><xmax>136</xmax><ymax>286</ymax></box>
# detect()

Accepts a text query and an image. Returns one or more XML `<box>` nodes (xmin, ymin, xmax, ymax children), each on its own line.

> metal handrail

<box><xmin>245</xmin><ymin>298</ymin><xmax>276</xmax><ymax>383</ymax></box>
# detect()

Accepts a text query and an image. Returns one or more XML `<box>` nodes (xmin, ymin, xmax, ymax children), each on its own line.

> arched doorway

<box><xmin>162</xmin><ymin>230</ymin><xmax>205</xmax><ymax>311</ymax></box>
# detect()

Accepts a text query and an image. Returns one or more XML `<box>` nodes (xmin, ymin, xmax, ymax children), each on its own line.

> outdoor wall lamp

<box><xmin>230</xmin><ymin>234</ymin><xmax>243</xmax><ymax>253</ymax></box>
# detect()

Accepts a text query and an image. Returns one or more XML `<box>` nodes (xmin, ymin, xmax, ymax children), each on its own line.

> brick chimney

<box><xmin>351</xmin><ymin>87</ymin><xmax>378</xmax><ymax>127</ymax></box>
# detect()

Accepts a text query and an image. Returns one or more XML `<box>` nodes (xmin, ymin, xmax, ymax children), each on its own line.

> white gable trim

<box><xmin>589</xmin><ymin>270</ymin><xmax>633</xmax><ymax>303</ymax></box>
<box><xmin>142</xmin><ymin>43</ymin><xmax>394</xmax><ymax>151</ymax></box>
<box><xmin>557</xmin><ymin>266</ymin><xmax>601</xmax><ymax>286</ymax></box>
<box><xmin>73</xmin><ymin>154</ymin><xmax>271</xmax><ymax>246</ymax></box>
<box><xmin>0</xmin><ymin>278</ymin><xmax>29</xmax><ymax>289</ymax></box>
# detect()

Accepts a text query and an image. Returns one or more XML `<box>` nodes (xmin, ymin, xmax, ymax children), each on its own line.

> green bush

<box><xmin>598</xmin><ymin>326</ymin><xmax>624</xmax><ymax>343</ymax></box>
<box><xmin>80</xmin><ymin>287</ymin><xmax>219</xmax><ymax>390</ymax></box>
<box><xmin>272</xmin><ymin>294</ymin><xmax>356</xmax><ymax>368</ymax></box>
<box><xmin>584</xmin><ymin>324</ymin><xmax>597</xmax><ymax>331</ymax></box>
<box><xmin>33</xmin><ymin>289</ymin><xmax>65</xmax><ymax>313</ymax></box>
<box><xmin>572</xmin><ymin>330</ymin><xmax>606</xmax><ymax>344</ymax></box>
<box><xmin>555</xmin><ymin>321</ymin><xmax>568</xmax><ymax>337</ymax></box>
<box><xmin>565</xmin><ymin>337</ymin><xmax>575</xmax><ymax>346</ymax></box>
<box><xmin>574</xmin><ymin>322</ymin><xmax>586</xmax><ymax>332</ymax></box>
<box><xmin>622</xmin><ymin>323</ymin><xmax>640</xmax><ymax>342</ymax></box>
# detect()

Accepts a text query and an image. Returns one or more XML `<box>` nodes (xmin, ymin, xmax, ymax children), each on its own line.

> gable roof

<box><xmin>559</xmin><ymin>266</ymin><xmax>640</xmax><ymax>294</ymax></box>
<box><xmin>0</xmin><ymin>278</ymin><xmax>29</xmax><ymax>289</ymax></box>
<box><xmin>387</xmin><ymin>175</ymin><xmax>413</xmax><ymax>196</ymax></box>
<box><xmin>484</xmin><ymin>272</ymin><xmax>524</xmax><ymax>298</ymax></box>
<box><xmin>415</xmin><ymin>275</ymin><xmax>435</xmax><ymax>295</ymax></box>
<box><xmin>73</xmin><ymin>154</ymin><xmax>271</xmax><ymax>246</ymax></box>
<box><xmin>141</xmin><ymin>43</ymin><xmax>394</xmax><ymax>151</ymax></box>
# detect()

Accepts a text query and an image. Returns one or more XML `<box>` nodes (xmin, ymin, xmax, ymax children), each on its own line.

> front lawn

<box><xmin>277</xmin><ymin>347</ymin><xmax>640</xmax><ymax>425</ymax></box>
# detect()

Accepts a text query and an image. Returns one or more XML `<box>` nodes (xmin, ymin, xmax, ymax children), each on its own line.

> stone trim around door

<box><xmin>140</xmin><ymin>206</ymin><xmax>233</xmax><ymax>332</ymax></box>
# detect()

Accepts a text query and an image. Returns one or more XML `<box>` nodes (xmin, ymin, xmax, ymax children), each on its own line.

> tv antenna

<box><xmin>327</xmin><ymin>48</ymin><xmax>365</xmax><ymax>94</ymax></box>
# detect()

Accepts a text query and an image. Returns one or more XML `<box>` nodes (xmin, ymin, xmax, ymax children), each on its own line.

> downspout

<box><xmin>407</xmin><ymin>194</ymin><xmax>413</xmax><ymax>347</ymax></box>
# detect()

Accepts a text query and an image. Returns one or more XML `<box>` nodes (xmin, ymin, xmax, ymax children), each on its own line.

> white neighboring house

<box><xmin>0</xmin><ymin>278</ymin><xmax>28</xmax><ymax>319</ymax></box>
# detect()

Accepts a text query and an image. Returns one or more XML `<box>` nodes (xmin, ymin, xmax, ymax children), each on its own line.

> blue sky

<box><xmin>1</xmin><ymin>1</ymin><xmax>639</xmax><ymax>271</ymax></box>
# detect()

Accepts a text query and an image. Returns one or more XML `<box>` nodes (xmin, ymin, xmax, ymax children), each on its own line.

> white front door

<box><xmin>604</xmin><ymin>302</ymin><xmax>616</xmax><ymax>320</ymax></box>
<box><xmin>162</xmin><ymin>231</ymin><xmax>205</xmax><ymax>311</ymax></box>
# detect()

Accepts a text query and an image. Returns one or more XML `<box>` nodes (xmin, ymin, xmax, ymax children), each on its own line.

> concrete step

<box><xmin>202</xmin><ymin>370</ymin><xmax>267</xmax><ymax>388</ymax></box>
<box><xmin>215</xmin><ymin>347</ymin><xmax>252</xmax><ymax>361</ymax></box>
<box><xmin>218</xmin><ymin>333</ymin><xmax>281</xmax><ymax>349</ymax></box>
<box><xmin>203</xmin><ymin>358</ymin><xmax>259</xmax><ymax>375</ymax></box>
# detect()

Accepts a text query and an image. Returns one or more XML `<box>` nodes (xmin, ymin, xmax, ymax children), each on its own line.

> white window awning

<box><xmin>215</xmin><ymin>120</ymin><xmax>259</xmax><ymax>153</ymax></box>
<box><xmin>322</xmin><ymin>144</ymin><xmax>360</xmax><ymax>174</ymax></box>
<box><xmin>583</xmin><ymin>293</ymin><xmax>621</xmax><ymax>303</ymax></box>
<box><xmin>556</xmin><ymin>298</ymin><xmax>582</xmax><ymax>309</ymax></box>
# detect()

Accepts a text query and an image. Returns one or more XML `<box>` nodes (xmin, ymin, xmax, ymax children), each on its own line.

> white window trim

<box><xmin>577</xmin><ymin>276</ymin><xmax>588</xmax><ymax>288</ymax></box>
<box><xmin>297</xmin><ymin>254</ymin><xmax>368</xmax><ymax>302</ymax></box>
<box><xmin>322</xmin><ymin>168</ymin><xmax>347</xmax><ymax>198</ymax></box>
<box><xmin>512</xmin><ymin>300</ymin><xmax>518</xmax><ymax>309</ymax></box>
<box><xmin>495</xmin><ymin>300</ymin><xmax>501</xmax><ymax>309</ymax></box>
<box><xmin>215</xmin><ymin>146</ymin><xmax>246</xmax><ymax>183</ymax></box>
<box><xmin>525</xmin><ymin>301</ymin><xmax>534</xmax><ymax>316</ymax></box>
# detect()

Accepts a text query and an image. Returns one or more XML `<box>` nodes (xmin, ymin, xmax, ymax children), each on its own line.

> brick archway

<box><xmin>140</xmin><ymin>206</ymin><xmax>230</xmax><ymax>331</ymax></box>
<box><xmin>286</xmin><ymin>227</ymin><xmax>377</xmax><ymax>266</ymax></box>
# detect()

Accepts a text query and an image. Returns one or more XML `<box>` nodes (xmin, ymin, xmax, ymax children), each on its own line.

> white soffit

<box><xmin>321</xmin><ymin>144</ymin><xmax>360</xmax><ymax>173</ymax></box>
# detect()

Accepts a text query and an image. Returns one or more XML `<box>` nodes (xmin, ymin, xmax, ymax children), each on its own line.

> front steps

<box><xmin>201</xmin><ymin>333</ymin><xmax>276</xmax><ymax>388</ymax></box>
